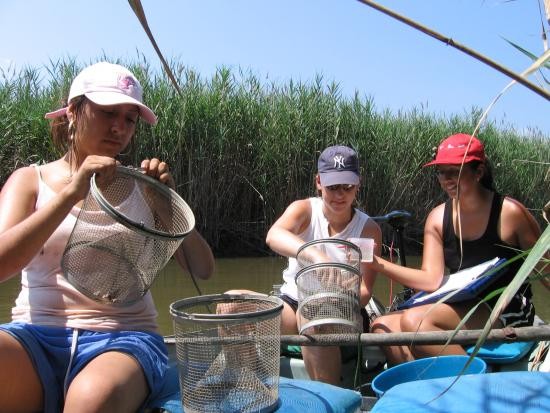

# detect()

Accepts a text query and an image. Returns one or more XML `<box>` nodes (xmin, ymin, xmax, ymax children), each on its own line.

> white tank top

<box><xmin>279</xmin><ymin>197</ymin><xmax>371</xmax><ymax>300</ymax></box>
<box><xmin>11</xmin><ymin>165</ymin><xmax>159</xmax><ymax>332</ymax></box>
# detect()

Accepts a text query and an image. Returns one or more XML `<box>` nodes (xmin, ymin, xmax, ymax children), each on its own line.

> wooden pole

<box><xmin>355</xmin><ymin>0</ymin><xmax>550</xmax><ymax>101</ymax></box>
<box><xmin>128</xmin><ymin>0</ymin><xmax>184</xmax><ymax>97</ymax></box>
<box><xmin>281</xmin><ymin>325</ymin><xmax>550</xmax><ymax>346</ymax></box>
<box><xmin>164</xmin><ymin>325</ymin><xmax>550</xmax><ymax>346</ymax></box>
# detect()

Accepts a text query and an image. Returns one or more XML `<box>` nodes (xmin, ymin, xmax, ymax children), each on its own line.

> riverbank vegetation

<box><xmin>1</xmin><ymin>59</ymin><xmax>548</xmax><ymax>255</ymax></box>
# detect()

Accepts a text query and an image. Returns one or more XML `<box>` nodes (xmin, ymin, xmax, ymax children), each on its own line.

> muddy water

<box><xmin>0</xmin><ymin>256</ymin><xmax>547</xmax><ymax>335</ymax></box>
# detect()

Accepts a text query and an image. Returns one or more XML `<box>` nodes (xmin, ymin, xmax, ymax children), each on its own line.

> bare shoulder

<box><xmin>498</xmin><ymin>196</ymin><xmax>541</xmax><ymax>249</ymax></box>
<box><xmin>0</xmin><ymin>166</ymin><xmax>38</xmax><ymax>197</ymax></box>
<box><xmin>282</xmin><ymin>198</ymin><xmax>312</xmax><ymax>220</ymax></box>
<box><xmin>502</xmin><ymin>196</ymin><xmax>530</xmax><ymax>216</ymax></box>
<box><xmin>0</xmin><ymin>166</ymin><xmax>39</xmax><ymax>226</ymax></box>
<box><xmin>287</xmin><ymin>198</ymin><xmax>312</xmax><ymax>212</ymax></box>
<box><xmin>273</xmin><ymin>198</ymin><xmax>312</xmax><ymax>233</ymax></box>
<box><xmin>362</xmin><ymin>215</ymin><xmax>381</xmax><ymax>238</ymax></box>
<box><xmin>501</xmin><ymin>196</ymin><xmax>541</xmax><ymax>234</ymax></box>
<box><xmin>426</xmin><ymin>202</ymin><xmax>445</xmax><ymax>227</ymax></box>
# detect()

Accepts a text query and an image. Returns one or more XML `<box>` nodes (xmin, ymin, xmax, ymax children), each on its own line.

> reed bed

<box><xmin>1</xmin><ymin>59</ymin><xmax>548</xmax><ymax>256</ymax></box>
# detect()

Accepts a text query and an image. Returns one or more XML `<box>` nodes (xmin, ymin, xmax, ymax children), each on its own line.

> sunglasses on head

<box><xmin>325</xmin><ymin>184</ymin><xmax>356</xmax><ymax>192</ymax></box>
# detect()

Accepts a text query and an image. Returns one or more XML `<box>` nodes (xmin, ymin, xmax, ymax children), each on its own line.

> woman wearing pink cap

<box><xmin>0</xmin><ymin>62</ymin><xmax>214</xmax><ymax>412</ymax></box>
<box><xmin>368</xmin><ymin>133</ymin><xmax>541</xmax><ymax>365</ymax></box>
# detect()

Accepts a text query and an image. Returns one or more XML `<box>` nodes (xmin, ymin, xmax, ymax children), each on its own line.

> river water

<box><xmin>0</xmin><ymin>256</ymin><xmax>547</xmax><ymax>335</ymax></box>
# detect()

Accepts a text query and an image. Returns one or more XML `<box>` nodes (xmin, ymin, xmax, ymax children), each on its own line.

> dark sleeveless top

<box><xmin>442</xmin><ymin>193</ymin><xmax>532</xmax><ymax>299</ymax></box>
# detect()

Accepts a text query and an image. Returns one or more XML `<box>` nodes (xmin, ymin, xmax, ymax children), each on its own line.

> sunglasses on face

<box><xmin>435</xmin><ymin>167</ymin><xmax>462</xmax><ymax>180</ymax></box>
<box><xmin>325</xmin><ymin>184</ymin><xmax>356</xmax><ymax>192</ymax></box>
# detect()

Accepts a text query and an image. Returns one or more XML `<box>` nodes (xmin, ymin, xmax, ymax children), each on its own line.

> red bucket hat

<box><xmin>423</xmin><ymin>134</ymin><xmax>485</xmax><ymax>167</ymax></box>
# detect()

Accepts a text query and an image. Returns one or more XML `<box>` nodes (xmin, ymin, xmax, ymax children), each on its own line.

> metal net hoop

<box><xmin>170</xmin><ymin>294</ymin><xmax>283</xmax><ymax>413</ymax></box>
<box><xmin>295</xmin><ymin>238</ymin><xmax>362</xmax><ymax>270</ymax></box>
<box><xmin>61</xmin><ymin>166</ymin><xmax>195</xmax><ymax>306</ymax></box>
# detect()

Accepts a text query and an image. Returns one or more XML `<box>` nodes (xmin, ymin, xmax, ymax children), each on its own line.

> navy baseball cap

<box><xmin>317</xmin><ymin>145</ymin><xmax>360</xmax><ymax>186</ymax></box>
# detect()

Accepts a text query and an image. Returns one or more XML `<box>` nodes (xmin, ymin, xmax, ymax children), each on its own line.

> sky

<box><xmin>1</xmin><ymin>0</ymin><xmax>549</xmax><ymax>136</ymax></box>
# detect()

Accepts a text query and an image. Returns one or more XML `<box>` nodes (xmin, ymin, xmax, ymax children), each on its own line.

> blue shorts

<box><xmin>0</xmin><ymin>322</ymin><xmax>168</xmax><ymax>413</ymax></box>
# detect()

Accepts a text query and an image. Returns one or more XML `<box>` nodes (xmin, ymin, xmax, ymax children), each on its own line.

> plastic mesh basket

<box><xmin>296</xmin><ymin>262</ymin><xmax>361</xmax><ymax>334</ymax></box>
<box><xmin>170</xmin><ymin>294</ymin><xmax>283</xmax><ymax>413</ymax></box>
<box><xmin>61</xmin><ymin>166</ymin><xmax>195</xmax><ymax>305</ymax></box>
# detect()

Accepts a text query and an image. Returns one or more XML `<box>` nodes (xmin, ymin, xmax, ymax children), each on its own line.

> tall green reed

<box><xmin>0</xmin><ymin>59</ymin><xmax>548</xmax><ymax>255</ymax></box>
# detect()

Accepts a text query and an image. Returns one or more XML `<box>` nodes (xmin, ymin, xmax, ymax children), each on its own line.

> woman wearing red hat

<box><xmin>368</xmin><ymin>133</ymin><xmax>541</xmax><ymax>365</ymax></box>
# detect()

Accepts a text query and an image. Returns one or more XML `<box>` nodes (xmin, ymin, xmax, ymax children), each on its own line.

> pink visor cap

<box><xmin>45</xmin><ymin>62</ymin><xmax>157</xmax><ymax>125</ymax></box>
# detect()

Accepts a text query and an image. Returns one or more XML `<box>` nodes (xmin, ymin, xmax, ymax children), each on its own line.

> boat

<box><xmin>150</xmin><ymin>316</ymin><xmax>549</xmax><ymax>413</ymax></box>
<box><xmin>149</xmin><ymin>210</ymin><xmax>550</xmax><ymax>412</ymax></box>
<box><xmin>277</xmin><ymin>316</ymin><xmax>550</xmax><ymax>412</ymax></box>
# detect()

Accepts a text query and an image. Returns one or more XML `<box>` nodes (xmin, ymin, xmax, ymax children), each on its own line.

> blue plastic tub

<box><xmin>371</xmin><ymin>355</ymin><xmax>487</xmax><ymax>398</ymax></box>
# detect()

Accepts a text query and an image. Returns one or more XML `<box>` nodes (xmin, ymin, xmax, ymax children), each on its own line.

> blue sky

<box><xmin>1</xmin><ymin>0</ymin><xmax>549</xmax><ymax>136</ymax></box>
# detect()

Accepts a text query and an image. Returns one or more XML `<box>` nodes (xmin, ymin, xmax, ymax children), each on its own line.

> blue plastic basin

<box><xmin>371</xmin><ymin>355</ymin><xmax>487</xmax><ymax>398</ymax></box>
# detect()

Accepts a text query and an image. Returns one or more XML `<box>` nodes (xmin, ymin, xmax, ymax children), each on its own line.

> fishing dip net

<box><xmin>295</xmin><ymin>239</ymin><xmax>362</xmax><ymax>334</ymax></box>
<box><xmin>170</xmin><ymin>294</ymin><xmax>283</xmax><ymax>413</ymax></box>
<box><xmin>295</xmin><ymin>238</ymin><xmax>362</xmax><ymax>270</ymax></box>
<box><xmin>61</xmin><ymin>166</ymin><xmax>195</xmax><ymax>305</ymax></box>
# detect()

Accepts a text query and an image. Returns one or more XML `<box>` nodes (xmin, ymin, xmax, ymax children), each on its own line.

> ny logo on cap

<box><xmin>333</xmin><ymin>155</ymin><xmax>346</xmax><ymax>169</ymax></box>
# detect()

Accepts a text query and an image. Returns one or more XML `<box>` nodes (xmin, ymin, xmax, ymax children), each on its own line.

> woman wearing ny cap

<box><xmin>0</xmin><ymin>62</ymin><xmax>214</xmax><ymax>412</ymax></box>
<box><xmin>227</xmin><ymin>145</ymin><xmax>381</xmax><ymax>385</ymax></box>
<box><xmin>369</xmin><ymin>133</ymin><xmax>540</xmax><ymax>365</ymax></box>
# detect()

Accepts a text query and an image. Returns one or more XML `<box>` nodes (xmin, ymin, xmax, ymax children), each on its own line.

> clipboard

<box><xmin>397</xmin><ymin>257</ymin><xmax>507</xmax><ymax>310</ymax></box>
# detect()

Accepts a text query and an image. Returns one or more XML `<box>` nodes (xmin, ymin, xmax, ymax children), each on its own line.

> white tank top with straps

<box><xmin>279</xmin><ymin>197</ymin><xmax>371</xmax><ymax>300</ymax></box>
<box><xmin>11</xmin><ymin>165</ymin><xmax>159</xmax><ymax>332</ymax></box>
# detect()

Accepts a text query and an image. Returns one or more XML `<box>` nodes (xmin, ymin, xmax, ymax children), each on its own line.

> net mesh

<box><xmin>61</xmin><ymin>166</ymin><xmax>195</xmax><ymax>305</ymax></box>
<box><xmin>295</xmin><ymin>238</ymin><xmax>361</xmax><ymax>270</ymax></box>
<box><xmin>170</xmin><ymin>294</ymin><xmax>283</xmax><ymax>413</ymax></box>
<box><xmin>294</xmin><ymin>239</ymin><xmax>362</xmax><ymax>334</ymax></box>
<box><xmin>296</xmin><ymin>263</ymin><xmax>361</xmax><ymax>334</ymax></box>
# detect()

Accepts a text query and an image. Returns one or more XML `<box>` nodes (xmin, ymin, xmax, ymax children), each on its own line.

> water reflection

<box><xmin>0</xmin><ymin>256</ymin><xmax>547</xmax><ymax>336</ymax></box>
<box><xmin>151</xmin><ymin>257</ymin><xmax>288</xmax><ymax>334</ymax></box>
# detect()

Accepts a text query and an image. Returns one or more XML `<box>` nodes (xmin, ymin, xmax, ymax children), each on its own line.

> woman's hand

<box><xmin>141</xmin><ymin>158</ymin><xmax>176</xmax><ymax>190</ymax></box>
<box><xmin>66</xmin><ymin>155</ymin><xmax>118</xmax><ymax>202</ymax></box>
<box><xmin>303</xmin><ymin>246</ymin><xmax>332</xmax><ymax>265</ymax></box>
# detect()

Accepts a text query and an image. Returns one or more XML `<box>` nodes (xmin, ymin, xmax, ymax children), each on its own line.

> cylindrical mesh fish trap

<box><xmin>296</xmin><ymin>262</ymin><xmax>361</xmax><ymax>334</ymax></box>
<box><xmin>170</xmin><ymin>294</ymin><xmax>283</xmax><ymax>413</ymax></box>
<box><xmin>295</xmin><ymin>238</ymin><xmax>361</xmax><ymax>270</ymax></box>
<box><xmin>61</xmin><ymin>166</ymin><xmax>195</xmax><ymax>305</ymax></box>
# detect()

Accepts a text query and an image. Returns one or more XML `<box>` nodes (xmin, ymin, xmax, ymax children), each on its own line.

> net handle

<box><xmin>90</xmin><ymin>165</ymin><xmax>192</xmax><ymax>240</ymax></box>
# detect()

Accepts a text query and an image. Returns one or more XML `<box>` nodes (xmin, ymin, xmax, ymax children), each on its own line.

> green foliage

<box><xmin>1</xmin><ymin>59</ymin><xmax>548</xmax><ymax>255</ymax></box>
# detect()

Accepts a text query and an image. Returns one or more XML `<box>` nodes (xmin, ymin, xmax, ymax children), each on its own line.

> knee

<box><xmin>66</xmin><ymin>376</ymin><xmax>138</xmax><ymax>413</ymax></box>
<box><xmin>400</xmin><ymin>308</ymin><xmax>430</xmax><ymax>332</ymax></box>
<box><xmin>66</xmin><ymin>377</ymin><xmax>104</xmax><ymax>410</ymax></box>
<box><xmin>371</xmin><ymin>314</ymin><xmax>398</xmax><ymax>333</ymax></box>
